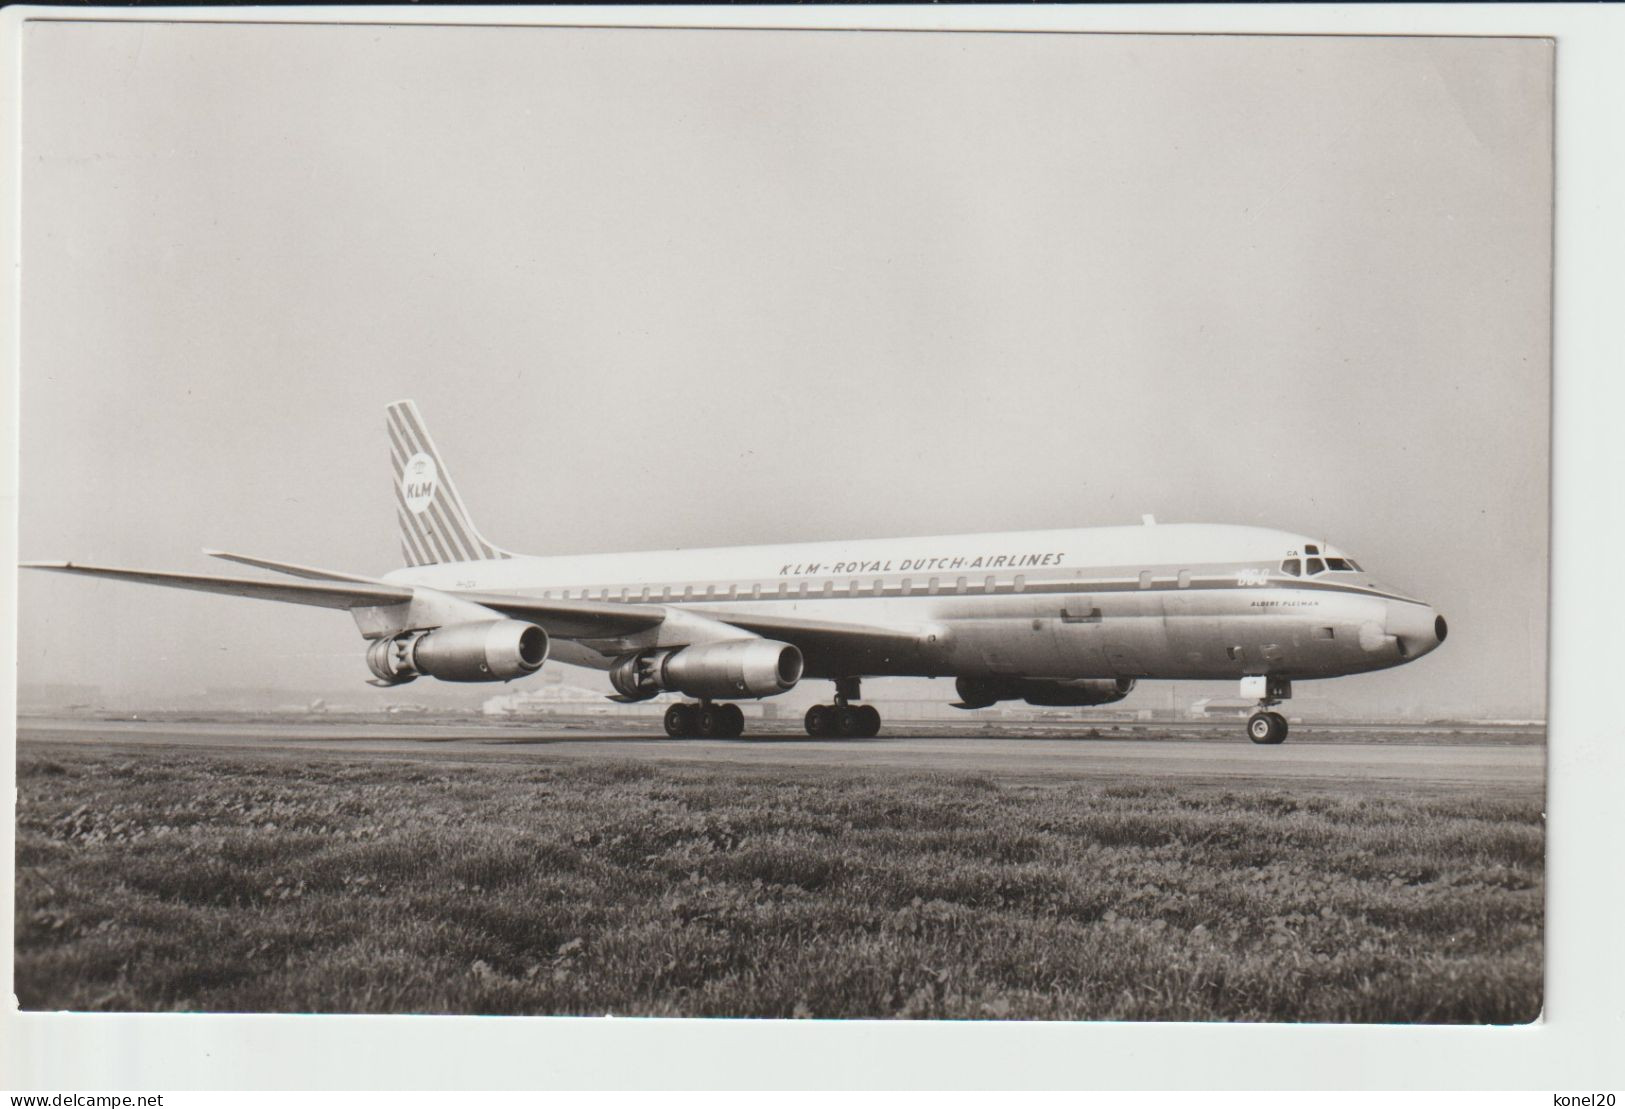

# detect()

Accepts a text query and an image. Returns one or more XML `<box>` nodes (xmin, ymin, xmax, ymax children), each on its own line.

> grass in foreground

<box><xmin>14</xmin><ymin>744</ymin><xmax>1542</xmax><ymax>1021</ymax></box>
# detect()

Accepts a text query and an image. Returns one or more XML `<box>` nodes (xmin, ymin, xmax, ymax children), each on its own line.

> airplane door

<box><xmin>1052</xmin><ymin>594</ymin><xmax>1111</xmax><ymax>675</ymax></box>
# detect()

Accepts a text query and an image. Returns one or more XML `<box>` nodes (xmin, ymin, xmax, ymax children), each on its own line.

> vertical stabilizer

<box><xmin>386</xmin><ymin>400</ymin><xmax>511</xmax><ymax>567</ymax></box>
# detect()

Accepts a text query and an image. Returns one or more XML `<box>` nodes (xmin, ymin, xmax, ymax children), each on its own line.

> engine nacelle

<box><xmin>366</xmin><ymin>619</ymin><xmax>549</xmax><ymax>685</ymax></box>
<box><xmin>609</xmin><ymin>639</ymin><xmax>803</xmax><ymax>701</ymax></box>
<box><xmin>955</xmin><ymin>676</ymin><xmax>1135</xmax><ymax>709</ymax></box>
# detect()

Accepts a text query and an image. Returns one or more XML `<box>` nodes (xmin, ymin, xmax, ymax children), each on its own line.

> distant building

<box><xmin>1188</xmin><ymin>697</ymin><xmax>1256</xmax><ymax>718</ymax></box>
<box><xmin>18</xmin><ymin>683</ymin><xmax>102</xmax><ymax>711</ymax></box>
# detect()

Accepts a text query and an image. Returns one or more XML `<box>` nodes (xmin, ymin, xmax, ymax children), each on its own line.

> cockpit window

<box><xmin>1306</xmin><ymin>557</ymin><xmax>1326</xmax><ymax>575</ymax></box>
<box><xmin>1325</xmin><ymin>557</ymin><xmax>1360</xmax><ymax>572</ymax></box>
<box><xmin>1281</xmin><ymin>558</ymin><xmax>1301</xmax><ymax>577</ymax></box>
<box><xmin>1304</xmin><ymin>544</ymin><xmax>1320</xmax><ymax>556</ymax></box>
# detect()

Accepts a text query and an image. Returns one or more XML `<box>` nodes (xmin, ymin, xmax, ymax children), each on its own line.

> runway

<box><xmin>16</xmin><ymin>715</ymin><xmax>1544</xmax><ymax>792</ymax></box>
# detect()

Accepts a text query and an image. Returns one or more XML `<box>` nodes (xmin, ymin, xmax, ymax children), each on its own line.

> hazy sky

<box><xmin>17</xmin><ymin>24</ymin><xmax>1551</xmax><ymax>716</ymax></box>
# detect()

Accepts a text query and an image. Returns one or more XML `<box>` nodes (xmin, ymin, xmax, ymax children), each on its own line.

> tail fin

<box><xmin>387</xmin><ymin>400</ymin><xmax>511</xmax><ymax>566</ymax></box>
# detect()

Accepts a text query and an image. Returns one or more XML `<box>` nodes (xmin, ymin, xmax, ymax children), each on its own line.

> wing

<box><xmin>204</xmin><ymin>549</ymin><xmax>393</xmax><ymax>585</ymax></box>
<box><xmin>20</xmin><ymin>561</ymin><xmax>414</xmax><ymax>610</ymax></box>
<box><xmin>698</xmin><ymin>609</ymin><xmax>933</xmax><ymax>677</ymax></box>
<box><xmin>199</xmin><ymin>551</ymin><xmax>664</xmax><ymax>637</ymax></box>
<box><xmin>23</xmin><ymin>560</ymin><xmax>927</xmax><ymax>670</ymax></box>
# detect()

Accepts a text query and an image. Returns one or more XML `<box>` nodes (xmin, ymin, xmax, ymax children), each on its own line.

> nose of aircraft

<box><xmin>1386</xmin><ymin>602</ymin><xmax>1448</xmax><ymax>660</ymax></box>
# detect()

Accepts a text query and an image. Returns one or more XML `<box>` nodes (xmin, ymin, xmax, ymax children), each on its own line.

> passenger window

<box><xmin>1013</xmin><ymin>574</ymin><xmax>1025</xmax><ymax>593</ymax></box>
<box><xmin>661</xmin><ymin>586</ymin><xmax>672</xmax><ymax>601</ymax></box>
<box><xmin>640</xmin><ymin>587</ymin><xmax>650</xmax><ymax>601</ymax></box>
<box><xmin>1306</xmin><ymin>558</ymin><xmax>1326</xmax><ymax>575</ymax></box>
<box><xmin>1281</xmin><ymin>559</ymin><xmax>1301</xmax><ymax>577</ymax></box>
<box><xmin>750</xmin><ymin>584</ymin><xmax>761</xmax><ymax>600</ymax></box>
<box><xmin>798</xmin><ymin>582</ymin><xmax>808</xmax><ymax>597</ymax></box>
<box><xmin>956</xmin><ymin>576</ymin><xmax>967</xmax><ymax>594</ymax></box>
<box><xmin>901</xmin><ymin>578</ymin><xmax>913</xmax><ymax>595</ymax></box>
<box><xmin>778</xmin><ymin>582</ymin><xmax>788</xmax><ymax>597</ymax></box>
<box><xmin>705</xmin><ymin>585</ymin><xmax>715</xmax><ymax>598</ymax></box>
<box><xmin>619</xmin><ymin>588</ymin><xmax>628</xmax><ymax>602</ymax></box>
<box><xmin>872</xmin><ymin>579</ymin><xmax>883</xmax><ymax>595</ymax></box>
<box><xmin>928</xmin><ymin>576</ymin><xmax>940</xmax><ymax>595</ymax></box>
<box><xmin>683</xmin><ymin>586</ymin><xmax>693</xmax><ymax>600</ymax></box>
<box><xmin>850</xmin><ymin>579</ymin><xmax>859</xmax><ymax>596</ymax></box>
<box><xmin>984</xmin><ymin>575</ymin><xmax>995</xmax><ymax>592</ymax></box>
<box><xmin>1177</xmin><ymin>570</ymin><xmax>1192</xmax><ymax>589</ymax></box>
<box><xmin>822</xmin><ymin>580</ymin><xmax>833</xmax><ymax>597</ymax></box>
<box><xmin>1139</xmin><ymin>571</ymin><xmax>1153</xmax><ymax>589</ymax></box>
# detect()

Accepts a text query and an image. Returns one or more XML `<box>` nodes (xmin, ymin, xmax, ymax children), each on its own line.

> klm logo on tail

<box><xmin>401</xmin><ymin>453</ymin><xmax>438</xmax><ymax>515</ymax></box>
<box><xmin>387</xmin><ymin>401</ymin><xmax>510</xmax><ymax>567</ymax></box>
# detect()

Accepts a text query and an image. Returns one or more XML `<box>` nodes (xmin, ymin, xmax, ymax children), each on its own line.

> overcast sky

<box><xmin>17</xmin><ymin>24</ymin><xmax>1551</xmax><ymax>717</ymax></box>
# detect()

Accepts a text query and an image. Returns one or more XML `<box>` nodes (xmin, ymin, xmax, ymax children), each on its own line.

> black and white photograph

<box><xmin>4</xmin><ymin>5</ymin><xmax>1600</xmax><ymax>1086</ymax></box>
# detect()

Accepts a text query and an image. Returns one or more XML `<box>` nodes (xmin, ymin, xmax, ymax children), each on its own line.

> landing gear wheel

<box><xmin>804</xmin><ymin>705</ymin><xmax>831</xmax><ymax>738</ymax></box>
<box><xmin>697</xmin><ymin>704</ymin><xmax>728</xmax><ymax>739</ymax></box>
<box><xmin>833</xmin><ymin>706</ymin><xmax>860</xmax><ymax>738</ymax></box>
<box><xmin>855</xmin><ymin>704</ymin><xmax>882</xmax><ymax>738</ymax></box>
<box><xmin>720</xmin><ymin>703</ymin><xmax>745</xmax><ymax>738</ymax></box>
<box><xmin>1247</xmin><ymin>711</ymin><xmax>1288</xmax><ymax>745</ymax></box>
<box><xmin>664</xmin><ymin>703</ymin><xmax>696</xmax><ymax>738</ymax></box>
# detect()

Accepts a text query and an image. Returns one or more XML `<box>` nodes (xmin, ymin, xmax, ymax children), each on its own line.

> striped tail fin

<box><xmin>387</xmin><ymin>400</ymin><xmax>511</xmax><ymax>566</ymax></box>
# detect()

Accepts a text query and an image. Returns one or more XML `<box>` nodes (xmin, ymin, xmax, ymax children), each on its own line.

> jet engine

<box><xmin>609</xmin><ymin>639</ymin><xmax>803</xmax><ymax>701</ymax></box>
<box><xmin>366</xmin><ymin>619</ymin><xmax>549</xmax><ymax>685</ymax></box>
<box><xmin>953</xmin><ymin>676</ymin><xmax>1136</xmax><ymax>709</ymax></box>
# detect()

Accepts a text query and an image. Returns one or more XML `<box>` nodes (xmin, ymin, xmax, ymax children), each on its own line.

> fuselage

<box><xmin>384</xmin><ymin>522</ymin><xmax>1446</xmax><ymax>684</ymax></box>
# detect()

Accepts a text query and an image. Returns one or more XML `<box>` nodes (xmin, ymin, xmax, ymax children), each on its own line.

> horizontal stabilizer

<box><xmin>21</xmin><ymin>561</ymin><xmax>414</xmax><ymax>610</ymax></box>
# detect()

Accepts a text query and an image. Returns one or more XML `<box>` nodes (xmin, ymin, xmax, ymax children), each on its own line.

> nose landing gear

<box><xmin>1240</xmin><ymin>676</ymin><xmax>1292</xmax><ymax>745</ymax></box>
<box><xmin>803</xmin><ymin>677</ymin><xmax>883</xmax><ymax>738</ymax></box>
<box><xmin>1246</xmin><ymin>710</ymin><xmax>1289</xmax><ymax>745</ymax></box>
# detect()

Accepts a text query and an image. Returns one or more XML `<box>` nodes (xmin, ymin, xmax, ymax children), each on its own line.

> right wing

<box><xmin>20</xmin><ymin>562</ymin><xmax>415</xmax><ymax>610</ymax></box>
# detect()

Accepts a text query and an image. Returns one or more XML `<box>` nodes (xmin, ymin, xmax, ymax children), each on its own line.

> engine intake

<box><xmin>954</xmin><ymin>676</ymin><xmax>1135</xmax><ymax>709</ymax></box>
<box><xmin>366</xmin><ymin>619</ymin><xmax>549</xmax><ymax>685</ymax></box>
<box><xmin>610</xmin><ymin>639</ymin><xmax>803</xmax><ymax>701</ymax></box>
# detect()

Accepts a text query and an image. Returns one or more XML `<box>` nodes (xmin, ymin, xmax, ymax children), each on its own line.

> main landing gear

<box><xmin>803</xmin><ymin>677</ymin><xmax>883</xmax><ymax>738</ymax></box>
<box><xmin>663</xmin><ymin>701</ymin><xmax>745</xmax><ymax>739</ymax></box>
<box><xmin>1241</xmin><ymin>676</ymin><xmax>1292</xmax><ymax>745</ymax></box>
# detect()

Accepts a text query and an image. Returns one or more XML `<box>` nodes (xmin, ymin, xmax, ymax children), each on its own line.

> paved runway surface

<box><xmin>17</xmin><ymin>716</ymin><xmax>1544</xmax><ymax>791</ymax></box>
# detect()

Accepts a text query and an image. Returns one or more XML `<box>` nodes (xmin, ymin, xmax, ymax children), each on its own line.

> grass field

<box><xmin>14</xmin><ymin>741</ymin><xmax>1543</xmax><ymax>1021</ymax></box>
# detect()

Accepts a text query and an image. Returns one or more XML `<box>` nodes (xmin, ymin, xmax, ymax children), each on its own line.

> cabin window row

<box><xmin>536</xmin><ymin>573</ymin><xmax>1050</xmax><ymax>602</ymax></box>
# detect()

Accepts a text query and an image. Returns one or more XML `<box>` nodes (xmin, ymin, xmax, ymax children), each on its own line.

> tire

<box><xmin>834</xmin><ymin>706</ymin><xmax>860</xmax><ymax>738</ymax></box>
<box><xmin>804</xmin><ymin>705</ymin><xmax>830</xmax><ymax>738</ymax></box>
<box><xmin>1247</xmin><ymin>711</ymin><xmax>1287</xmax><ymax>745</ymax></box>
<box><xmin>698</xmin><ymin>704</ymin><xmax>727</xmax><ymax>739</ymax></box>
<box><xmin>664</xmin><ymin>703</ymin><xmax>694</xmax><ymax>738</ymax></box>
<box><xmin>721</xmin><ymin>703</ymin><xmax>745</xmax><ymax>738</ymax></box>
<box><xmin>856</xmin><ymin>704</ymin><xmax>882</xmax><ymax>738</ymax></box>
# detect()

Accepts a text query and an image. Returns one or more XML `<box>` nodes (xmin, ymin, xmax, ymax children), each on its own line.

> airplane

<box><xmin>22</xmin><ymin>400</ymin><xmax>1447</xmax><ymax>744</ymax></box>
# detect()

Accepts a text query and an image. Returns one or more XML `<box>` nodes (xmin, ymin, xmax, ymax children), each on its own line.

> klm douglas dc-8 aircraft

<box><xmin>25</xmin><ymin>401</ymin><xmax>1447</xmax><ymax>744</ymax></box>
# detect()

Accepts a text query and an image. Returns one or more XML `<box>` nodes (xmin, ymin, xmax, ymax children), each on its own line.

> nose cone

<box><xmin>1387</xmin><ymin>602</ymin><xmax>1447</xmax><ymax>661</ymax></box>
